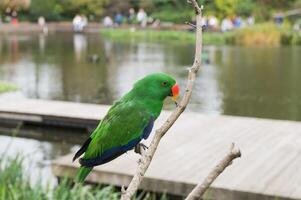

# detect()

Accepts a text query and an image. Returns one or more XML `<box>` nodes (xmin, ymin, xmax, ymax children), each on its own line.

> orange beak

<box><xmin>171</xmin><ymin>84</ymin><xmax>179</xmax><ymax>101</ymax></box>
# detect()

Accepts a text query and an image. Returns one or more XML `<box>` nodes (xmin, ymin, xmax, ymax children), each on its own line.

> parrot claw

<box><xmin>140</xmin><ymin>143</ymin><xmax>148</xmax><ymax>150</ymax></box>
<box><xmin>175</xmin><ymin>101</ymin><xmax>179</xmax><ymax>107</ymax></box>
<box><xmin>134</xmin><ymin>143</ymin><xmax>148</xmax><ymax>155</ymax></box>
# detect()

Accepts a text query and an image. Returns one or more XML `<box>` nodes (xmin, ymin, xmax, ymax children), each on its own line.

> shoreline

<box><xmin>1</xmin><ymin>22</ymin><xmax>300</xmax><ymax>46</ymax></box>
<box><xmin>0</xmin><ymin>22</ymin><xmax>189</xmax><ymax>34</ymax></box>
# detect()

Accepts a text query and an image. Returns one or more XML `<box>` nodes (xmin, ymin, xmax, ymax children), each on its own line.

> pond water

<box><xmin>0</xmin><ymin>134</ymin><xmax>75</xmax><ymax>184</ymax></box>
<box><xmin>1</xmin><ymin>32</ymin><xmax>301</xmax><ymax>120</ymax></box>
<box><xmin>0</xmin><ymin>31</ymin><xmax>301</xmax><ymax>182</ymax></box>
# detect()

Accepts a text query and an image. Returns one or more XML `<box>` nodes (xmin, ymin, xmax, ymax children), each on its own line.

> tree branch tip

<box><xmin>185</xmin><ymin>21</ymin><xmax>197</xmax><ymax>29</ymax></box>
<box><xmin>233</xmin><ymin>149</ymin><xmax>242</xmax><ymax>158</ymax></box>
<box><xmin>228</xmin><ymin>143</ymin><xmax>241</xmax><ymax>158</ymax></box>
<box><xmin>121</xmin><ymin>186</ymin><xmax>126</xmax><ymax>194</ymax></box>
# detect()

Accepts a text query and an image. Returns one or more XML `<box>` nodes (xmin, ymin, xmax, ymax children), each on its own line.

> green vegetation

<box><xmin>101</xmin><ymin>29</ymin><xmax>232</xmax><ymax>45</ymax></box>
<box><xmin>101</xmin><ymin>25</ymin><xmax>301</xmax><ymax>46</ymax></box>
<box><xmin>0</xmin><ymin>156</ymin><xmax>168</xmax><ymax>200</ymax></box>
<box><xmin>0</xmin><ymin>82</ymin><xmax>17</xmax><ymax>93</ymax></box>
<box><xmin>227</xmin><ymin>23</ymin><xmax>301</xmax><ymax>46</ymax></box>
<box><xmin>1</xmin><ymin>0</ymin><xmax>301</xmax><ymax>22</ymax></box>
<box><xmin>24</xmin><ymin>0</ymin><xmax>110</xmax><ymax>21</ymax></box>
<box><xmin>0</xmin><ymin>156</ymin><xmax>120</xmax><ymax>199</ymax></box>
<box><xmin>227</xmin><ymin>23</ymin><xmax>286</xmax><ymax>46</ymax></box>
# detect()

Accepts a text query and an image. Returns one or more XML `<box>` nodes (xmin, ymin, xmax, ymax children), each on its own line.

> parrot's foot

<box><xmin>174</xmin><ymin>101</ymin><xmax>179</xmax><ymax>107</ymax></box>
<box><xmin>134</xmin><ymin>143</ymin><xmax>148</xmax><ymax>155</ymax></box>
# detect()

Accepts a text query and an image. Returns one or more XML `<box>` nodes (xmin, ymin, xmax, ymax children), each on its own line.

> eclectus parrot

<box><xmin>73</xmin><ymin>73</ymin><xmax>179</xmax><ymax>183</ymax></box>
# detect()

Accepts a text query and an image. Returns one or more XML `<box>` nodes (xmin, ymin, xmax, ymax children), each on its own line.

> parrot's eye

<box><xmin>161</xmin><ymin>81</ymin><xmax>168</xmax><ymax>87</ymax></box>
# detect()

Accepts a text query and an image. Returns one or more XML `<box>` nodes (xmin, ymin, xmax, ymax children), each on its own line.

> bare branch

<box><xmin>120</xmin><ymin>0</ymin><xmax>203</xmax><ymax>199</ymax></box>
<box><xmin>185</xmin><ymin>21</ymin><xmax>197</xmax><ymax>29</ymax></box>
<box><xmin>185</xmin><ymin>144</ymin><xmax>241</xmax><ymax>200</ymax></box>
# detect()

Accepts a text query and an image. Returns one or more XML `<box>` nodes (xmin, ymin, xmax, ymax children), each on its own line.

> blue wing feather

<box><xmin>80</xmin><ymin>117</ymin><xmax>154</xmax><ymax>168</ymax></box>
<box><xmin>141</xmin><ymin>117</ymin><xmax>154</xmax><ymax>139</ymax></box>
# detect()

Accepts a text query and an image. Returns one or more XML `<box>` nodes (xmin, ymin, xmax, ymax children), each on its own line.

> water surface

<box><xmin>1</xmin><ymin>32</ymin><xmax>301</xmax><ymax>121</ymax></box>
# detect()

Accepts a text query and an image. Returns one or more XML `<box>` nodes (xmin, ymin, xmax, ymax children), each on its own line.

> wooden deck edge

<box><xmin>0</xmin><ymin>111</ymin><xmax>98</xmax><ymax>130</ymax></box>
<box><xmin>51</xmin><ymin>161</ymin><xmax>296</xmax><ymax>200</ymax></box>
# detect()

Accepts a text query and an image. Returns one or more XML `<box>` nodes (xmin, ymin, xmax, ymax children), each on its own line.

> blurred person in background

<box><xmin>233</xmin><ymin>16</ymin><xmax>242</xmax><ymax>28</ymax></box>
<box><xmin>11</xmin><ymin>10</ymin><xmax>18</xmax><ymax>25</ymax></box>
<box><xmin>137</xmin><ymin>8</ymin><xmax>147</xmax><ymax>28</ymax></box>
<box><xmin>73</xmin><ymin>15</ymin><xmax>83</xmax><ymax>32</ymax></box>
<box><xmin>114</xmin><ymin>12</ymin><xmax>123</xmax><ymax>26</ymax></box>
<box><xmin>247</xmin><ymin>15</ymin><xmax>255</xmax><ymax>26</ymax></box>
<box><xmin>73</xmin><ymin>14</ymin><xmax>87</xmax><ymax>32</ymax></box>
<box><xmin>208</xmin><ymin>15</ymin><xmax>218</xmax><ymax>30</ymax></box>
<box><xmin>128</xmin><ymin>8</ymin><xmax>135</xmax><ymax>24</ymax></box>
<box><xmin>38</xmin><ymin>16</ymin><xmax>48</xmax><ymax>34</ymax></box>
<box><xmin>221</xmin><ymin>17</ymin><xmax>233</xmax><ymax>32</ymax></box>
<box><xmin>103</xmin><ymin>16</ymin><xmax>113</xmax><ymax>27</ymax></box>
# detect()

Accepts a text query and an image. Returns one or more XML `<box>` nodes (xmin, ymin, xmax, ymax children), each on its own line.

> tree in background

<box><xmin>150</xmin><ymin>0</ymin><xmax>194</xmax><ymax>23</ymax></box>
<box><xmin>62</xmin><ymin>0</ymin><xmax>109</xmax><ymax>19</ymax></box>
<box><xmin>26</xmin><ymin>0</ymin><xmax>110</xmax><ymax>21</ymax></box>
<box><xmin>214</xmin><ymin>0</ymin><xmax>237</xmax><ymax>18</ymax></box>
<box><xmin>102</xmin><ymin>0</ymin><xmax>131</xmax><ymax>16</ymax></box>
<box><xmin>255</xmin><ymin>0</ymin><xmax>298</xmax><ymax>21</ymax></box>
<box><xmin>0</xmin><ymin>0</ymin><xmax>30</xmax><ymax>17</ymax></box>
<box><xmin>235</xmin><ymin>0</ymin><xmax>255</xmax><ymax>17</ymax></box>
<box><xmin>29</xmin><ymin>0</ymin><xmax>63</xmax><ymax>21</ymax></box>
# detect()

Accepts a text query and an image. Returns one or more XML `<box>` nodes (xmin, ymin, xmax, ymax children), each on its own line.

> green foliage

<box><xmin>149</xmin><ymin>0</ymin><xmax>193</xmax><ymax>23</ymax></box>
<box><xmin>97</xmin><ymin>23</ymin><xmax>300</xmax><ymax>46</ymax></box>
<box><xmin>63</xmin><ymin>0</ymin><xmax>109</xmax><ymax>18</ymax></box>
<box><xmin>213</xmin><ymin>0</ymin><xmax>255</xmax><ymax>17</ymax></box>
<box><xmin>29</xmin><ymin>0</ymin><xmax>63</xmax><ymax>21</ymax></box>
<box><xmin>25</xmin><ymin>0</ymin><xmax>109</xmax><ymax>21</ymax></box>
<box><xmin>0</xmin><ymin>156</ymin><xmax>119</xmax><ymax>200</ymax></box>
<box><xmin>0</xmin><ymin>82</ymin><xmax>17</xmax><ymax>94</ymax></box>
<box><xmin>151</xmin><ymin>9</ymin><xmax>194</xmax><ymax>23</ymax></box>
<box><xmin>235</xmin><ymin>0</ymin><xmax>255</xmax><ymax>17</ymax></box>
<box><xmin>2</xmin><ymin>0</ymin><xmax>301</xmax><ymax>23</ymax></box>
<box><xmin>214</xmin><ymin>0</ymin><xmax>237</xmax><ymax>17</ymax></box>
<box><xmin>225</xmin><ymin>23</ymin><xmax>301</xmax><ymax>46</ymax></box>
<box><xmin>101</xmin><ymin>29</ymin><xmax>230</xmax><ymax>45</ymax></box>
<box><xmin>0</xmin><ymin>156</ymin><xmax>169</xmax><ymax>200</ymax></box>
<box><xmin>281</xmin><ymin>32</ymin><xmax>301</xmax><ymax>45</ymax></box>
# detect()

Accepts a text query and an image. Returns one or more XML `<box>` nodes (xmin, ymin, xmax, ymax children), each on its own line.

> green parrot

<box><xmin>73</xmin><ymin>73</ymin><xmax>179</xmax><ymax>183</ymax></box>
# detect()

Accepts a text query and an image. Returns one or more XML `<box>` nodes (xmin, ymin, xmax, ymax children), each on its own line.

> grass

<box><xmin>0</xmin><ymin>82</ymin><xmax>18</xmax><ymax>94</ymax></box>
<box><xmin>227</xmin><ymin>23</ymin><xmax>301</xmax><ymax>46</ymax></box>
<box><xmin>101</xmin><ymin>29</ymin><xmax>231</xmax><ymax>46</ymax></box>
<box><xmin>101</xmin><ymin>24</ymin><xmax>301</xmax><ymax>46</ymax></box>
<box><xmin>227</xmin><ymin>23</ymin><xmax>285</xmax><ymax>46</ymax></box>
<box><xmin>0</xmin><ymin>155</ymin><xmax>168</xmax><ymax>200</ymax></box>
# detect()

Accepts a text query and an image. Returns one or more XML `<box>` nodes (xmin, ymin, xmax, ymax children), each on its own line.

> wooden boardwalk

<box><xmin>1</xmin><ymin>99</ymin><xmax>301</xmax><ymax>200</ymax></box>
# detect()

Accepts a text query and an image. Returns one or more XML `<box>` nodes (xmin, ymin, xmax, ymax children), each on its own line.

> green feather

<box><xmin>75</xmin><ymin>167</ymin><xmax>92</xmax><ymax>183</ymax></box>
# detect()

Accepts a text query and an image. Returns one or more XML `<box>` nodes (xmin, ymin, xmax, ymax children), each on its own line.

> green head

<box><xmin>131</xmin><ymin>73</ymin><xmax>179</xmax><ymax>102</ymax></box>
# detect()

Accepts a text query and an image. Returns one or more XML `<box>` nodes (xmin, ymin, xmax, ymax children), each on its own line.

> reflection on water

<box><xmin>1</xmin><ymin>32</ymin><xmax>301</xmax><ymax>122</ymax></box>
<box><xmin>0</xmin><ymin>124</ymin><xmax>88</xmax><ymax>182</ymax></box>
<box><xmin>0</xmin><ymin>134</ymin><xmax>77</xmax><ymax>183</ymax></box>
